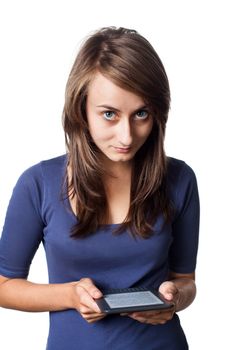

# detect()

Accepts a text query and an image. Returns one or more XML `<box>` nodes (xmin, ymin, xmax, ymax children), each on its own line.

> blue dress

<box><xmin>0</xmin><ymin>155</ymin><xmax>199</xmax><ymax>350</ymax></box>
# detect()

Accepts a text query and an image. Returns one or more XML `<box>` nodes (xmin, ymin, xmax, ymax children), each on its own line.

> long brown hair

<box><xmin>62</xmin><ymin>27</ymin><xmax>172</xmax><ymax>238</ymax></box>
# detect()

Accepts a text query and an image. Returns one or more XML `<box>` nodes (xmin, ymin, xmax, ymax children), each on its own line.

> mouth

<box><xmin>113</xmin><ymin>146</ymin><xmax>131</xmax><ymax>153</ymax></box>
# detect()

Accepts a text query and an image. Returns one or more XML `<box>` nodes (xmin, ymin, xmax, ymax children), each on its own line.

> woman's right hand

<box><xmin>71</xmin><ymin>278</ymin><xmax>106</xmax><ymax>323</ymax></box>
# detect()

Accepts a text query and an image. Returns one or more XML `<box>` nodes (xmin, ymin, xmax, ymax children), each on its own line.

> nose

<box><xmin>117</xmin><ymin>117</ymin><xmax>132</xmax><ymax>146</ymax></box>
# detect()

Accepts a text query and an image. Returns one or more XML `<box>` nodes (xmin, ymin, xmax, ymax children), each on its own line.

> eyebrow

<box><xmin>96</xmin><ymin>104</ymin><xmax>149</xmax><ymax>112</ymax></box>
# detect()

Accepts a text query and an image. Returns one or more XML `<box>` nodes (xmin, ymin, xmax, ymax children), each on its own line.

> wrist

<box><xmin>67</xmin><ymin>282</ymin><xmax>79</xmax><ymax>309</ymax></box>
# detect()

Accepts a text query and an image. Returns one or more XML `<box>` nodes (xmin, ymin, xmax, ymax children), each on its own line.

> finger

<box><xmin>79</xmin><ymin>305</ymin><xmax>102</xmax><ymax>315</ymax></box>
<box><xmin>76</xmin><ymin>285</ymin><xmax>101</xmax><ymax>313</ymax></box>
<box><xmin>159</xmin><ymin>281</ymin><xmax>175</xmax><ymax>294</ymax></box>
<box><xmin>86</xmin><ymin>315</ymin><xmax>106</xmax><ymax>323</ymax></box>
<box><xmin>82</xmin><ymin>309</ymin><xmax>106</xmax><ymax>321</ymax></box>
<box><xmin>129</xmin><ymin>309</ymin><xmax>173</xmax><ymax>319</ymax></box>
<box><xmin>129</xmin><ymin>309</ymin><xmax>174</xmax><ymax>322</ymax></box>
<box><xmin>159</xmin><ymin>281</ymin><xmax>178</xmax><ymax>301</ymax></box>
<box><xmin>129</xmin><ymin>312</ymin><xmax>173</xmax><ymax>325</ymax></box>
<box><xmin>84</xmin><ymin>312</ymin><xmax>105</xmax><ymax>319</ymax></box>
<box><xmin>129</xmin><ymin>311</ymin><xmax>160</xmax><ymax>319</ymax></box>
<box><xmin>78</xmin><ymin>278</ymin><xmax>103</xmax><ymax>299</ymax></box>
<box><xmin>128</xmin><ymin>314</ymin><xmax>168</xmax><ymax>325</ymax></box>
<box><xmin>79</xmin><ymin>306</ymin><xmax>106</xmax><ymax>321</ymax></box>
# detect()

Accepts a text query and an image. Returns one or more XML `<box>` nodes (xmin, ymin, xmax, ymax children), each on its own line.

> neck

<box><xmin>101</xmin><ymin>156</ymin><xmax>133</xmax><ymax>179</ymax></box>
<box><xmin>104</xmin><ymin>164</ymin><xmax>132</xmax><ymax>183</ymax></box>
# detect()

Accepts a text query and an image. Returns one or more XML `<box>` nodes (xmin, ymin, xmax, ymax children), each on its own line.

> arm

<box><xmin>0</xmin><ymin>275</ymin><xmax>74</xmax><ymax>312</ymax></box>
<box><xmin>0</xmin><ymin>166</ymin><xmax>104</xmax><ymax>323</ymax></box>
<box><xmin>0</xmin><ymin>275</ymin><xmax>105</xmax><ymax>323</ymax></box>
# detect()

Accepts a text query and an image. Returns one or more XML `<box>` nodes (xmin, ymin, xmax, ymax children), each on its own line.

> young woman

<box><xmin>0</xmin><ymin>27</ymin><xmax>199</xmax><ymax>349</ymax></box>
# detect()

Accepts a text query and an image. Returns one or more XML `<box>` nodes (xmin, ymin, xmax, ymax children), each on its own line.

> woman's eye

<box><xmin>135</xmin><ymin>110</ymin><xmax>149</xmax><ymax>120</ymax></box>
<box><xmin>103</xmin><ymin>111</ymin><xmax>116</xmax><ymax>120</ymax></box>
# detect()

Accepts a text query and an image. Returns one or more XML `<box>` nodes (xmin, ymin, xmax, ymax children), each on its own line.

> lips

<box><xmin>113</xmin><ymin>146</ymin><xmax>131</xmax><ymax>153</ymax></box>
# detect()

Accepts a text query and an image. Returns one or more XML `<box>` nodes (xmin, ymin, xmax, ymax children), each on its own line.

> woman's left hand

<box><xmin>122</xmin><ymin>281</ymin><xmax>180</xmax><ymax>325</ymax></box>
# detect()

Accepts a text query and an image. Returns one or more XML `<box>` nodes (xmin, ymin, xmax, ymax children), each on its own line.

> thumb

<box><xmin>78</xmin><ymin>278</ymin><xmax>103</xmax><ymax>299</ymax></box>
<box><xmin>159</xmin><ymin>281</ymin><xmax>178</xmax><ymax>301</ymax></box>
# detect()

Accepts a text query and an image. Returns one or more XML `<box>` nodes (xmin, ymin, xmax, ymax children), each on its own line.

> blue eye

<box><xmin>135</xmin><ymin>110</ymin><xmax>149</xmax><ymax>120</ymax></box>
<box><xmin>103</xmin><ymin>111</ymin><xmax>116</xmax><ymax>120</ymax></box>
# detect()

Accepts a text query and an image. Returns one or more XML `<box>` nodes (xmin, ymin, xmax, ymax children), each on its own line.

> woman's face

<box><xmin>86</xmin><ymin>72</ymin><xmax>153</xmax><ymax>166</ymax></box>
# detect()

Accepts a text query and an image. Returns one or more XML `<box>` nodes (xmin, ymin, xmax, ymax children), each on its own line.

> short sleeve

<box><xmin>0</xmin><ymin>165</ymin><xmax>45</xmax><ymax>278</ymax></box>
<box><xmin>169</xmin><ymin>163</ymin><xmax>200</xmax><ymax>274</ymax></box>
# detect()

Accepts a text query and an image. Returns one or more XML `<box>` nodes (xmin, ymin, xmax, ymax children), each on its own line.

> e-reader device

<box><xmin>95</xmin><ymin>287</ymin><xmax>174</xmax><ymax>314</ymax></box>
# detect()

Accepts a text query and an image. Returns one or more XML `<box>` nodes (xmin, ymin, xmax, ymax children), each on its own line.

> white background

<box><xmin>0</xmin><ymin>0</ymin><xmax>237</xmax><ymax>349</ymax></box>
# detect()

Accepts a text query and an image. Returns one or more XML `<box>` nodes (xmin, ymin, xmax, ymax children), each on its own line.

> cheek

<box><xmin>87</xmin><ymin>117</ymin><xmax>101</xmax><ymax>139</ymax></box>
<box><xmin>138</xmin><ymin>122</ymin><xmax>153</xmax><ymax>142</ymax></box>
<box><xmin>89</xmin><ymin>123</ymin><xmax>113</xmax><ymax>143</ymax></box>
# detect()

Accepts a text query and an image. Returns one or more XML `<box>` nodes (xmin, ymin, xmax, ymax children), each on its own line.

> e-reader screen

<box><xmin>104</xmin><ymin>291</ymin><xmax>163</xmax><ymax>308</ymax></box>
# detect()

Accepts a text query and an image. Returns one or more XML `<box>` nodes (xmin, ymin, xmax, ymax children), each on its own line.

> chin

<box><xmin>106</xmin><ymin>154</ymin><xmax>133</xmax><ymax>163</ymax></box>
<box><xmin>99</xmin><ymin>150</ymin><xmax>128</xmax><ymax>162</ymax></box>
<box><xmin>102</xmin><ymin>148</ymin><xmax>138</xmax><ymax>164</ymax></box>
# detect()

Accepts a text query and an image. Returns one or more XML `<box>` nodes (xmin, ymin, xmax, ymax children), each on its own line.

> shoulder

<box><xmin>166</xmin><ymin>157</ymin><xmax>199</xmax><ymax>214</ymax></box>
<box><xmin>166</xmin><ymin>156</ymin><xmax>197</xmax><ymax>192</ymax></box>
<box><xmin>40</xmin><ymin>154</ymin><xmax>68</xmax><ymax>180</ymax></box>
<box><xmin>167</xmin><ymin>156</ymin><xmax>196</xmax><ymax>181</ymax></box>
<box><xmin>19</xmin><ymin>154</ymin><xmax>67</xmax><ymax>180</ymax></box>
<box><xmin>14</xmin><ymin>154</ymin><xmax>67</xmax><ymax>194</ymax></box>
<box><xmin>10</xmin><ymin>155</ymin><xmax>68</xmax><ymax>217</ymax></box>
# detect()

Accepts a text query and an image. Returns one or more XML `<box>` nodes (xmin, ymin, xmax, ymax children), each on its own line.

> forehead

<box><xmin>87</xmin><ymin>72</ymin><xmax>145</xmax><ymax>107</ymax></box>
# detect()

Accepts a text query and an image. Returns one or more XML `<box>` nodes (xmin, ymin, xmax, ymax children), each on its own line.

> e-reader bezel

<box><xmin>95</xmin><ymin>288</ymin><xmax>174</xmax><ymax>314</ymax></box>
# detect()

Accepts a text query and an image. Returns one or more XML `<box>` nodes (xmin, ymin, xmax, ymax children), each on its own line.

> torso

<box><xmin>0</xmin><ymin>154</ymin><xmax>198</xmax><ymax>350</ymax></box>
